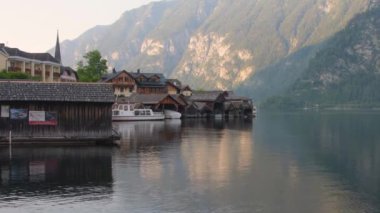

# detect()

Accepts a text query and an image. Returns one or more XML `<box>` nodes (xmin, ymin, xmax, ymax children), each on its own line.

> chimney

<box><xmin>112</xmin><ymin>68</ymin><xmax>117</xmax><ymax>74</ymax></box>
<box><xmin>0</xmin><ymin>43</ymin><xmax>4</xmax><ymax>48</ymax></box>
<box><xmin>137</xmin><ymin>69</ymin><xmax>140</xmax><ymax>74</ymax></box>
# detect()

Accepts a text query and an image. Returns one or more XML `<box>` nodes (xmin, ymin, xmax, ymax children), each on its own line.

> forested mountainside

<box><xmin>262</xmin><ymin>4</ymin><xmax>380</xmax><ymax>109</ymax></box>
<box><xmin>56</xmin><ymin>0</ymin><xmax>374</xmax><ymax>102</ymax></box>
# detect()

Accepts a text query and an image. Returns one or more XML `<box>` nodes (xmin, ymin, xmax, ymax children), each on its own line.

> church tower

<box><xmin>55</xmin><ymin>31</ymin><xmax>62</xmax><ymax>64</ymax></box>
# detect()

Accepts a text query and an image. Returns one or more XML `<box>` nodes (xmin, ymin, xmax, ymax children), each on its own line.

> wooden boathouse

<box><xmin>117</xmin><ymin>93</ymin><xmax>187</xmax><ymax>112</ymax></box>
<box><xmin>0</xmin><ymin>81</ymin><xmax>115</xmax><ymax>145</ymax></box>
<box><xmin>186</xmin><ymin>91</ymin><xmax>227</xmax><ymax>117</ymax></box>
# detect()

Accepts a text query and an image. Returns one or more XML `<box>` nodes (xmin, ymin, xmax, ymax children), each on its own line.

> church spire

<box><xmin>55</xmin><ymin>30</ymin><xmax>62</xmax><ymax>64</ymax></box>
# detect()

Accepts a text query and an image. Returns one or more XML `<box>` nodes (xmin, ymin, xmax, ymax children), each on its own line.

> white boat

<box><xmin>112</xmin><ymin>104</ymin><xmax>164</xmax><ymax>121</ymax></box>
<box><xmin>252</xmin><ymin>106</ymin><xmax>257</xmax><ymax>117</ymax></box>
<box><xmin>164</xmin><ymin>110</ymin><xmax>182</xmax><ymax>119</ymax></box>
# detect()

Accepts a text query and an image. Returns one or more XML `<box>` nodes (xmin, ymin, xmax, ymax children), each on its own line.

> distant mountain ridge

<box><xmin>55</xmin><ymin>0</ymin><xmax>374</xmax><ymax>102</ymax></box>
<box><xmin>265</xmin><ymin>4</ymin><xmax>380</xmax><ymax>109</ymax></box>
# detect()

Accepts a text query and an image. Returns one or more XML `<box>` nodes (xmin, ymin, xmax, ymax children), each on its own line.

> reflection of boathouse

<box><xmin>0</xmin><ymin>81</ymin><xmax>115</xmax><ymax>144</ymax></box>
<box><xmin>0</xmin><ymin>147</ymin><xmax>113</xmax><ymax>197</ymax></box>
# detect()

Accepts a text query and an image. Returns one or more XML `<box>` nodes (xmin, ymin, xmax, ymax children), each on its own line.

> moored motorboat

<box><xmin>112</xmin><ymin>104</ymin><xmax>164</xmax><ymax>121</ymax></box>
<box><xmin>164</xmin><ymin>110</ymin><xmax>182</xmax><ymax>119</ymax></box>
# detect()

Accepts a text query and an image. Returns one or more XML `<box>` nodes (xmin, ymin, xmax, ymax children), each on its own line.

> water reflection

<box><xmin>0</xmin><ymin>147</ymin><xmax>113</xmax><ymax>208</ymax></box>
<box><xmin>254</xmin><ymin>111</ymin><xmax>380</xmax><ymax>212</ymax></box>
<box><xmin>111</xmin><ymin>115</ymin><xmax>380</xmax><ymax>212</ymax></box>
<box><xmin>111</xmin><ymin>119</ymin><xmax>257</xmax><ymax>212</ymax></box>
<box><xmin>3</xmin><ymin>113</ymin><xmax>380</xmax><ymax>212</ymax></box>
<box><xmin>113</xmin><ymin>120</ymin><xmax>182</xmax><ymax>151</ymax></box>
<box><xmin>180</xmin><ymin>119</ymin><xmax>254</xmax><ymax>188</ymax></box>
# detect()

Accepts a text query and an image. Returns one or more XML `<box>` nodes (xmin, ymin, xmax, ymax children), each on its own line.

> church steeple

<box><xmin>55</xmin><ymin>31</ymin><xmax>61</xmax><ymax>64</ymax></box>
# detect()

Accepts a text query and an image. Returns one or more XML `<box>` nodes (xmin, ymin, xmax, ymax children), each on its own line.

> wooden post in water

<box><xmin>9</xmin><ymin>130</ymin><xmax>12</xmax><ymax>159</ymax></box>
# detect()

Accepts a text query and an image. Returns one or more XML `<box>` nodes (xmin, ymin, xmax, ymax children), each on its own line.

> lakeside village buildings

<box><xmin>0</xmin><ymin>35</ymin><xmax>77</xmax><ymax>82</ymax></box>
<box><xmin>100</xmin><ymin>70</ymin><xmax>256</xmax><ymax>118</ymax></box>
<box><xmin>0</xmin><ymin>35</ymin><xmax>255</xmax><ymax>144</ymax></box>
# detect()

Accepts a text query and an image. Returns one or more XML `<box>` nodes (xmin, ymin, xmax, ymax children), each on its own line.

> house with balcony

<box><xmin>129</xmin><ymin>70</ymin><xmax>168</xmax><ymax>94</ymax></box>
<box><xmin>101</xmin><ymin>70</ymin><xmax>137</xmax><ymax>97</ymax></box>
<box><xmin>102</xmin><ymin>69</ymin><xmax>168</xmax><ymax>96</ymax></box>
<box><xmin>0</xmin><ymin>43</ymin><xmax>61</xmax><ymax>82</ymax></box>
<box><xmin>0</xmin><ymin>33</ymin><xmax>77</xmax><ymax>82</ymax></box>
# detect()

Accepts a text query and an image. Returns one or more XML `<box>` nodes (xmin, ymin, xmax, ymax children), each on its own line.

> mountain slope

<box><xmin>293</xmin><ymin>5</ymin><xmax>380</xmax><ymax>107</ymax></box>
<box><xmin>262</xmin><ymin>4</ymin><xmax>380</xmax><ymax>109</ymax></box>
<box><xmin>174</xmin><ymin>0</ymin><xmax>371</xmax><ymax>91</ymax></box>
<box><xmin>57</xmin><ymin>0</ymin><xmax>373</xmax><ymax>100</ymax></box>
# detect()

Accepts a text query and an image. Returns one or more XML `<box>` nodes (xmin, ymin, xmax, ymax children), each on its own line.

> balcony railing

<box><xmin>7</xmin><ymin>67</ymin><xmax>22</xmax><ymax>72</ymax></box>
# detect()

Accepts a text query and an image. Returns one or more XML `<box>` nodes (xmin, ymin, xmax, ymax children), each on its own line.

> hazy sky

<box><xmin>1</xmin><ymin>0</ymin><xmax>156</xmax><ymax>52</ymax></box>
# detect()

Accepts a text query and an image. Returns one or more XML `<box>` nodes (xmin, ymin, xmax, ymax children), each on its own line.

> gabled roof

<box><xmin>224</xmin><ymin>91</ymin><xmax>251</xmax><ymax>101</ymax></box>
<box><xmin>60</xmin><ymin>66</ymin><xmax>78</xmax><ymax>80</ymax></box>
<box><xmin>170</xmin><ymin>94</ymin><xmax>187</xmax><ymax>106</ymax></box>
<box><xmin>225</xmin><ymin>102</ymin><xmax>243</xmax><ymax>110</ymax></box>
<box><xmin>127</xmin><ymin>93</ymin><xmax>168</xmax><ymax>104</ymax></box>
<box><xmin>102</xmin><ymin>70</ymin><xmax>167</xmax><ymax>87</ymax></box>
<box><xmin>0</xmin><ymin>44</ymin><xmax>7</xmax><ymax>56</ymax></box>
<box><xmin>119</xmin><ymin>93</ymin><xmax>186</xmax><ymax>106</ymax></box>
<box><xmin>0</xmin><ymin>81</ymin><xmax>114</xmax><ymax>103</ymax></box>
<box><xmin>101</xmin><ymin>70</ymin><xmax>134</xmax><ymax>82</ymax></box>
<box><xmin>193</xmin><ymin>102</ymin><xmax>213</xmax><ymax>111</ymax></box>
<box><xmin>225</xmin><ymin>95</ymin><xmax>250</xmax><ymax>101</ymax></box>
<box><xmin>129</xmin><ymin>72</ymin><xmax>166</xmax><ymax>87</ymax></box>
<box><xmin>181</xmin><ymin>85</ymin><xmax>192</xmax><ymax>91</ymax></box>
<box><xmin>191</xmin><ymin>91</ymin><xmax>227</xmax><ymax>102</ymax></box>
<box><xmin>167</xmin><ymin>79</ymin><xmax>182</xmax><ymax>89</ymax></box>
<box><xmin>3</xmin><ymin>46</ymin><xmax>60</xmax><ymax>64</ymax></box>
<box><xmin>166</xmin><ymin>80</ymin><xmax>182</xmax><ymax>90</ymax></box>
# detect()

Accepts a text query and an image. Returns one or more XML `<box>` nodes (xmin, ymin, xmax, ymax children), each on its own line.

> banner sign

<box><xmin>1</xmin><ymin>105</ymin><xmax>9</xmax><ymax>118</ymax></box>
<box><xmin>29</xmin><ymin>111</ymin><xmax>57</xmax><ymax>126</ymax></box>
<box><xmin>10</xmin><ymin>109</ymin><xmax>28</xmax><ymax>120</ymax></box>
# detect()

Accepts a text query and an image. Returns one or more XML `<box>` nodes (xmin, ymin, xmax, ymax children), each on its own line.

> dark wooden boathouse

<box><xmin>188</xmin><ymin>91</ymin><xmax>227</xmax><ymax>117</ymax></box>
<box><xmin>0</xmin><ymin>81</ymin><xmax>115</xmax><ymax>145</ymax></box>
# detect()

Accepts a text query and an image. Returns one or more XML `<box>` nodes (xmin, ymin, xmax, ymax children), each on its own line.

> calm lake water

<box><xmin>1</xmin><ymin>111</ymin><xmax>380</xmax><ymax>212</ymax></box>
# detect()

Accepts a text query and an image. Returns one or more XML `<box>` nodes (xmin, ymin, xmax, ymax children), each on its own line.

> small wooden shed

<box><xmin>0</xmin><ymin>81</ymin><xmax>115</xmax><ymax>145</ymax></box>
<box><xmin>189</xmin><ymin>91</ymin><xmax>227</xmax><ymax>116</ymax></box>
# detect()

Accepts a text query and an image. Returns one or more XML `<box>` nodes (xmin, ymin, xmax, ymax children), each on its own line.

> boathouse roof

<box><xmin>225</xmin><ymin>95</ymin><xmax>251</xmax><ymax>101</ymax></box>
<box><xmin>118</xmin><ymin>93</ymin><xmax>186</xmax><ymax>106</ymax></box>
<box><xmin>0</xmin><ymin>81</ymin><xmax>114</xmax><ymax>103</ymax></box>
<box><xmin>127</xmin><ymin>93</ymin><xmax>168</xmax><ymax>104</ymax></box>
<box><xmin>191</xmin><ymin>91</ymin><xmax>227</xmax><ymax>102</ymax></box>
